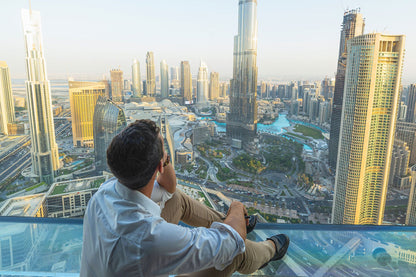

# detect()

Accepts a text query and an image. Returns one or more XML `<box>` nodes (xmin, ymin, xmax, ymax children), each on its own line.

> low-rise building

<box><xmin>45</xmin><ymin>175</ymin><xmax>108</xmax><ymax>218</ymax></box>
<box><xmin>176</xmin><ymin>149</ymin><xmax>194</xmax><ymax>165</ymax></box>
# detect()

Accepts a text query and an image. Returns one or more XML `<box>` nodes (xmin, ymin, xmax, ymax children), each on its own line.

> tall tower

<box><xmin>220</xmin><ymin>82</ymin><xmax>229</xmax><ymax>98</ymax></box>
<box><xmin>226</xmin><ymin>0</ymin><xmax>258</xmax><ymax>144</ymax></box>
<box><xmin>146</xmin><ymin>52</ymin><xmax>156</xmax><ymax>97</ymax></box>
<box><xmin>406</xmin><ymin>165</ymin><xmax>416</xmax><ymax>225</ymax></box>
<box><xmin>332</xmin><ymin>34</ymin><xmax>406</xmax><ymax>225</ymax></box>
<box><xmin>329</xmin><ymin>10</ymin><xmax>365</xmax><ymax>169</ymax></box>
<box><xmin>197</xmin><ymin>61</ymin><xmax>209</xmax><ymax>105</ymax></box>
<box><xmin>132</xmin><ymin>59</ymin><xmax>142</xmax><ymax>98</ymax></box>
<box><xmin>160</xmin><ymin>60</ymin><xmax>169</xmax><ymax>99</ymax></box>
<box><xmin>180</xmin><ymin>61</ymin><xmax>192</xmax><ymax>103</ymax></box>
<box><xmin>406</xmin><ymin>84</ymin><xmax>416</xmax><ymax>123</ymax></box>
<box><xmin>0</xmin><ymin>61</ymin><xmax>15</xmax><ymax>135</ymax></box>
<box><xmin>209</xmin><ymin>72</ymin><xmax>220</xmax><ymax>100</ymax></box>
<box><xmin>395</xmin><ymin>121</ymin><xmax>416</xmax><ymax>166</ymax></box>
<box><xmin>21</xmin><ymin>9</ymin><xmax>60</xmax><ymax>184</ymax></box>
<box><xmin>69</xmin><ymin>81</ymin><xmax>106</xmax><ymax>147</ymax></box>
<box><xmin>170</xmin><ymin>66</ymin><xmax>179</xmax><ymax>81</ymax></box>
<box><xmin>110</xmin><ymin>69</ymin><xmax>123</xmax><ymax>103</ymax></box>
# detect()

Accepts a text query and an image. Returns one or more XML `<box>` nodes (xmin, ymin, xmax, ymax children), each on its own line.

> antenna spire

<box><xmin>29</xmin><ymin>0</ymin><xmax>32</xmax><ymax>15</ymax></box>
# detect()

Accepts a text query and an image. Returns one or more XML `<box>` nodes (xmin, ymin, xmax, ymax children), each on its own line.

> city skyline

<box><xmin>1</xmin><ymin>1</ymin><xmax>415</xmax><ymax>83</ymax></box>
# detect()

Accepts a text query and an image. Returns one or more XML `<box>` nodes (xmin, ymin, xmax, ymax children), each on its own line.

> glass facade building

<box><xmin>93</xmin><ymin>96</ymin><xmax>127</xmax><ymax>172</ymax></box>
<box><xmin>333</xmin><ymin>34</ymin><xmax>406</xmax><ymax>225</ymax></box>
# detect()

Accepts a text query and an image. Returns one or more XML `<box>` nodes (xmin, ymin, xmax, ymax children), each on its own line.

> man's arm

<box><xmin>157</xmin><ymin>153</ymin><xmax>176</xmax><ymax>193</ymax></box>
<box><xmin>143</xmin><ymin>218</ymin><xmax>245</xmax><ymax>275</ymax></box>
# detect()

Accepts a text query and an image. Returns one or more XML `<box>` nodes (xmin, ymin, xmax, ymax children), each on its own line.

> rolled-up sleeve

<box><xmin>141</xmin><ymin>218</ymin><xmax>245</xmax><ymax>276</ymax></box>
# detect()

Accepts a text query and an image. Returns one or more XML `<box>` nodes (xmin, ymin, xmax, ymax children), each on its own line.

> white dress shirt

<box><xmin>80</xmin><ymin>177</ymin><xmax>245</xmax><ymax>277</ymax></box>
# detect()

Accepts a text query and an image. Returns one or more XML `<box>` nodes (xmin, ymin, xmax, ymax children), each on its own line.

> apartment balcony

<box><xmin>0</xmin><ymin>216</ymin><xmax>415</xmax><ymax>276</ymax></box>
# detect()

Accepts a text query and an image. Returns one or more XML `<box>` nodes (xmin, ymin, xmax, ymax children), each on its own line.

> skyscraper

<box><xmin>131</xmin><ymin>59</ymin><xmax>142</xmax><ymax>98</ymax></box>
<box><xmin>0</xmin><ymin>61</ymin><xmax>15</xmax><ymax>135</ymax></box>
<box><xmin>329</xmin><ymin>10</ymin><xmax>365</xmax><ymax>169</ymax></box>
<box><xmin>160</xmin><ymin>60</ymin><xmax>169</xmax><ymax>99</ymax></box>
<box><xmin>220</xmin><ymin>82</ymin><xmax>229</xmax><ymax>98</ymax></box>
<box><xmin>406</xmin><ymin>165</ymin><xmax>416</xmax><ymax>225</ymax></box>
<box><xmin>389</xmin><ymin>140</ymin><xmax>411</xmax><ymax>190</ymax></box>
<box><xmin>170</xmin><ymin>66</ymin><xmax>180</xmax><ymax>89</ymax></box>
<box><xmin>227</xmin><ymin>0</ymin><xmax>258</xmax><ymax>144</ymax></box>
<box><xmin>146</xmin><ymin>52</ymin><xmax>156</xmax><ymax>97</ymax></box>
<box><xmin>197</xmin><ymin>61</ymin><xmax>209</xmax><ymax>105</ymax></box>
<box><xmin>69</xmin><ymin>81</ymin><xmax>106</xmax><ymax>147</ymax></box>
<box><xmin>398</xmin><ymin>101</ymin><xmax>408</xmax><ymax>121</ymax></box>
<box><xmin>93</xmin><ymin>96</ymin><xmax>127</xmax><ymax>172</ymax></box>
<box><xmin>332</xmin><ymin>34</ymin><xmax>405</xmax><ymax>225</ymax></box>
<box><xmin>395</xmin><ymin>121</ymin><xmax>416</xmax><ymax>166</ymax></box>
<box><xmin>170</xmin><ymin>66</ymin><xmax>179</xmax><ymax>81</ymax></box>
<box><xmin>110</xmin><ymin>69</ymin><xmax>123</xmax><ymax>103</ymax></box>
<box><xmin>21</xmin><ymin>9</ymin><xmax>60</xmax><ymax>184</ymax></box>
<box><xmin>209</xmin><ymin>72</ymin><xmax>220</xmax><ymax>100</ymax></box>
<box><xmin>180</xmin><ymin>61</ymin><xmax>192</xmax><ymax>103</ymax></box>
<box><xmin>406</xmin><ymin>84</ymin><xmax>416</xmax><ymax>123</ymax></box>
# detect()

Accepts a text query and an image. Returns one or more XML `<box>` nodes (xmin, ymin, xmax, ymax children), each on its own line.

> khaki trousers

<box><xmin>161</xmin><ymin>189</ymin><xmax>275</xmax><ymax>277</ymax></box>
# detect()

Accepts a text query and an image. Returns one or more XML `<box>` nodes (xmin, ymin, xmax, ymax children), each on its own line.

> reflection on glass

<box><xmin>0</xmin><ymin>218</ymin><xmax>415</xmax><ymax>276</ymax></box>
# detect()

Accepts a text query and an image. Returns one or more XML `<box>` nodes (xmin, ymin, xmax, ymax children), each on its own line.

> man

<box><xmin>81</xmin><ymin>119</ymin><xmax>289</xmax><ymax>276</ymax></box>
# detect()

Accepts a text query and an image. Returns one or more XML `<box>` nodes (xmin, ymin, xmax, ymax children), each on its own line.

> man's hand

<box><xmin>157</xmin><ymin>151</ymin><xmax>176</xmax><ymax>194</ymax></box>
<box><xmin>223</xmin><ymin>201</ymin><xmax>247</xmax><ymax>241</ymax></box>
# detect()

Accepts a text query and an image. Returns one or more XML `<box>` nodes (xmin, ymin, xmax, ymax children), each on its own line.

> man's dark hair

<box><xmin>107</xmin><ymin>119</ymin><xmax>163</xmax><ymax>190</ymax></box>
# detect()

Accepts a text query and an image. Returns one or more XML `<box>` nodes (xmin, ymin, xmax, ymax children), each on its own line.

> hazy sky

<box><xmin>1</xmin><ymin>0</ymin><xmax>415</xmax><ymax>84</ymax></box>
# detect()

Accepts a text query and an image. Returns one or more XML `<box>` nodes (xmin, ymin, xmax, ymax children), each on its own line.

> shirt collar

<box><xmin>115</xmin><ymin>180</ymin><xmax>161</xmax><ymax>217</ymax></box>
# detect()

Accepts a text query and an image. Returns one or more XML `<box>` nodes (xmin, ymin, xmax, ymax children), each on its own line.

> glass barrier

<box><xmin>0</xmin><ymin>217</ymin><xmax>415</xmax><ymax>276</ymax></box>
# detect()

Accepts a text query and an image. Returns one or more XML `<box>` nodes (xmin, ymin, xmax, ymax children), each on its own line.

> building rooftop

<box><xmin>49</xmin><ymin>176</ymin><xmax>107</xmax><ymax>196</ymax></box>
<box><xmin>0</xmin><ymin>194</ymin><xmax>45</xmax><ymax>217</ymax></box>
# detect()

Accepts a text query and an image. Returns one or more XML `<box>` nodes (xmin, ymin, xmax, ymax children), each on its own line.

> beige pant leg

<box><xmin>190</xmin><ymin>240</ymin><xmax>275</xmax><ymax>277</ymax></box>
<box><xmin>161</xmin><ymin>189</ymin><xmax>225</xmax><ymax>227</ymax></box>
<box><xmin>161</xmin><ymin>189</ymin><xmax>275</xmax><ymax>277</ymax></box>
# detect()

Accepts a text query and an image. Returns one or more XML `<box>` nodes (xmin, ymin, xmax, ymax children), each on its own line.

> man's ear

<box><xmin>158</xmin><ymin>160</ymin><xmax>164</xmax><ymax>174</ymax></box>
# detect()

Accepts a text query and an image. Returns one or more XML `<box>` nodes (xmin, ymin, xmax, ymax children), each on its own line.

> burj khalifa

<box><xmin>22</xmin><ymin>9</ymin><xmax>60</xmax><ymax>184</ymax></box>
<box><xmin>226</xmin><ymin>0</ymin><xmax>258</xmax><ymax>146</ymax></box>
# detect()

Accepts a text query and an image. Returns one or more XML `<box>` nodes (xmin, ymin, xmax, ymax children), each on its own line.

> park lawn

<box><xmin>293</xmin><ymin>124</ymin><xmax>324</xmax><ymax>139</ymax></box>
<box><xmin>286</xmin><ymin>132</ymin><xmax>307</xmax><ymax>140</ymax></box>
<box><xmin>25</xmin><ymin>182</ymin><xmax>46</xmax><ymax>192</ymax></box>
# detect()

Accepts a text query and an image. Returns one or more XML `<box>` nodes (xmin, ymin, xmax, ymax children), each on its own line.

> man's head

<box><xmin>107</xmin><ymin>119</ymin><xmax>164</xmax><ymax>190</ymax></box>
